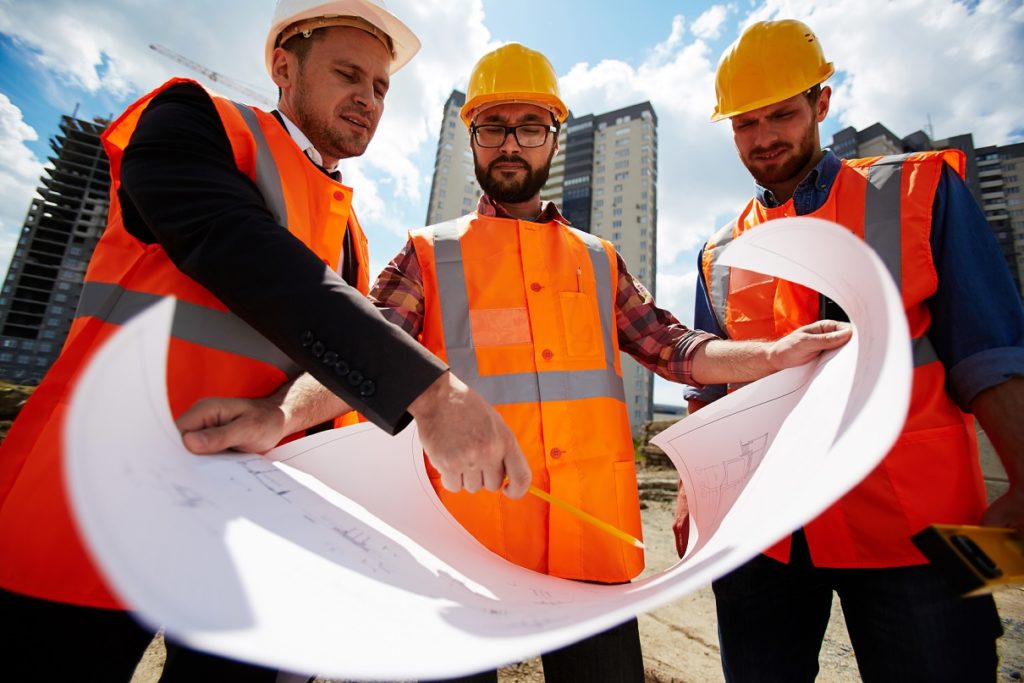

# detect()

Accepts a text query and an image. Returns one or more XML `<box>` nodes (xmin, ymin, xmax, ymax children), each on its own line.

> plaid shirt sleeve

<box><xmin>614</xmin><ymin>252</ymin><xmax>717</xmax><ymax>388</ymax></box>
<box><xmin>368</xmin><ymin>239</ymin><xmax>424</xmax><ymax>339</ymax></box>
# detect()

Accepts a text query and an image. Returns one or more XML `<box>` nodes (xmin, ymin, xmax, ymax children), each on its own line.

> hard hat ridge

<box><xmin>266</xmin><ymin>0</ymin><xmax>421</xmax><ymax>76</ymax></box>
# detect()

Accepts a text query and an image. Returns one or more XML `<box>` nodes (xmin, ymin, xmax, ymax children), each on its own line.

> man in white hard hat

<box><xmin>0</xmin><ymin>1</ymin><xmax>530</xmax><ymax>680</ymax></box>
<box><xmin>678</xmin><ymin>18</ymin><xmax>1024</xmax><ymax>682</ymax></box>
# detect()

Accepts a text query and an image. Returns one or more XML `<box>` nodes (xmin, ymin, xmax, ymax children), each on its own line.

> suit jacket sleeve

<box><xmin>117</xmin><ymin>82</ymin><xmax>446</xmax><ymax>433</ymax></box>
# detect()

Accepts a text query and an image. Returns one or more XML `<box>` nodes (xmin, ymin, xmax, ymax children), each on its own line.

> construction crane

<box><xmin>149</xmin><ymin>43</ymin><xmax>275</xmax><ymax>107</ymax></box>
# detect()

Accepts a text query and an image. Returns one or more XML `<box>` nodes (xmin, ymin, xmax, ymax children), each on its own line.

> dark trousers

<box><xmin>428</xmin><ymin>617</ymin><xmax>644</xmax><ymax>683</ymax></box>
<box><xmin>712</xmin><ymin>531</ymin><xmax>1003</xmax><ymax>683</ymax></box>
<box><xmin>1</xmin><ymin>587</ymin><xmax>281</xmax><ymax>682</ymax></box>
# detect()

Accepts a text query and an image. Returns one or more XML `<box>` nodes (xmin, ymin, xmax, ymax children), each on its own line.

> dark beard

<box><xmin>743</xmin><ymin>123</ymin><xmax>818</xmax><ymax>188</ymax></box>
<box><xmin>475</xmin><ymin>150</ymin><xmax>554</xmax><ymax>203</ymax></box>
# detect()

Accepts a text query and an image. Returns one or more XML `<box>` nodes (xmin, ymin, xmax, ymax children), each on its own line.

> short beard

<box><xmin>742</xmin><ymin>121</ymin><xmax>818</xmax><ymax>188</ymax></box>
<box><xmin>475</xmin><ymin>148</ymin><xmax>555</xmax><ymax>204</ymax></box>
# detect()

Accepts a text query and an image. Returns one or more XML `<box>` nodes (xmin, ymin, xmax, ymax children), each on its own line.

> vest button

<box><xmin>333</xmin><ymin>191</ymin><xmax>345</xmax><ymax>201</ymax></box>
<box><xmin>300</xmin><ymin>330</ymin><xmax>315</xmax><ymax>347</ymax></box>
<box><xmin>530</xmin><ymin>282</ymin><xmax>542</xmax><ymax>292</ymax></box>
<box><xmin>542</xmin><ymin>349</ymin><xmax>554</xmax><ymax>361</ymax></box>
<box><xmin>359</xmin><ymin>380</ymin><xmax>376</xmax><ymax>397</ymax></box>
<box><xmin>550</xmin><ymin>447</ymin><xmax>562</xmax><ymax>459</ymax></box>
<box><xmin>311</xmin><ymin>341</ymin><xmax>325</xmax><ymax>358</ymax></box>
<box><xmin>348</xmin><ymin>370</ymin><xmax>364</xmax><ymax>386</ymax></box>
<box><xmin>322</xmin><ymin>351</ymin><xmax>338</xmax><ymax>365</ymax></box>
<box><xmin>333</xmin><ymin>359</ymin><xmax>350</xmax><ymax>376</ymax></box>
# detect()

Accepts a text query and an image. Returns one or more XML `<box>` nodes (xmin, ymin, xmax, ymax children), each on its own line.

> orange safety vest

<box><xmin>0</xmin><ymin>78</ymin><xmax>370</xmax><ymax>608</ymax></box>
<box><xmin>411</xmin><ymin>214</ymin><xmax>644</xmax><ymax>583</ymax></box>
<box><xmin>701</xmin><ymin>151</ymin><xmax>986</xmax><ymax>568</ymax></box>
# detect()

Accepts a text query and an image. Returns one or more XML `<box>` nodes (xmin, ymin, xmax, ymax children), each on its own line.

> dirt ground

<box><xmin>130</xmin><ymin>465</ymin><xmax>1024</xmax><ymax>683</ymax></box>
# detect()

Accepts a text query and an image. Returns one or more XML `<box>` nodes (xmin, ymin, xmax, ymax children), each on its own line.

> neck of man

<box><xmin>497</xmin><ymin>194</ymin><xmax>544</xmax><ymax>220</ymax></box>
<box><xmin>763</xmin><ymin>147</ymin><xmax>826</xmax><ymax>205</ymax></box>
<box><xmin>276</xmin><ymin>99</ymin><xmax>341</xmax><ymax>171</ymax></box>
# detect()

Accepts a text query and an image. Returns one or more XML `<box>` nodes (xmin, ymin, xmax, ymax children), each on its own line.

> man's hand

<box><xmin>691</xmin><ymin>319</ymin><xmax>852</xmax><ymax>385</ymax></box>
<box><xmin>767</xmin><ymin>320</ymin><xmax>853</xmax><ymax>371</ymax></box>
<box><xmin>672</xmin><ymin>477</ymin><xmax>690</xmax><ymax>558</ymax></box>
<box><xmin>409</xmin><ymin>371</ymin><xmax>532</xmax><ymax>499</ymax></box>
<box><xmin>973</xmin><ymin>377</ymin><xmax>1024</xmax><ymax>535</ymax></box>
<box><xmin>176</xmin><ymin>396</ymin><xmax>288</xmax><ymax>455</ymax></box>
<box><xmin>982</xmin><ymin>487</ymin><xmax>1024</xmax><ymax>535</ymax></box>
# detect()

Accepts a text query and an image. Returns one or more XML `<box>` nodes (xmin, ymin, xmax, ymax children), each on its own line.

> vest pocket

<box><xmin>559</xmin><ymin>291</ymin><xmax>600</xmax><ymax>358</ymax></box>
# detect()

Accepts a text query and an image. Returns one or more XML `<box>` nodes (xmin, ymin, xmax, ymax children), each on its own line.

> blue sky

<box><xmin>1</xmin><ymin>0</ymin><xmax>1022</xmax><ymax>405</ymax></box>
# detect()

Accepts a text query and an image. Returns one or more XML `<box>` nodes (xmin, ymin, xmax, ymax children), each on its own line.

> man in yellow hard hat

<box><xmin>678</xmin><ymin>18</ymin><xmax>1024</xmax><ymax>681</ymax></box>
<box><xmin>0</xmin><ymin>1</ymin><xmax>534</xmax><ymax>680</ymax></box>
<box><xmin>181</xmin><ymin>41</ymin><xmax>852</xmax><ymax>682</ymax></box>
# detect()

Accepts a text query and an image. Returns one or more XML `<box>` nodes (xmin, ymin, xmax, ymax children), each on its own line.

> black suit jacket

<box><xmin>117</xmin><ymin>82</ymin><xmax>445</xmax><ymax>432</ymax></box>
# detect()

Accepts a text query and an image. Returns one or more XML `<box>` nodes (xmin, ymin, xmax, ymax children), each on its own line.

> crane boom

<box><xmin>150</xmin><ymin>44</ymin><xmax>275</xmax><ymax>107</ymax></box>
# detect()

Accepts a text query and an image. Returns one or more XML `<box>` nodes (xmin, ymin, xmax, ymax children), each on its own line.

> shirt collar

<box><xmin>278</xmin><ymin>110</ymin><xmax>341</xmax><ymax>177</ymax></box>
<box><xmin>755</xmin><ymin>149</ymin><xmax>842</xmax><ymax>214</ymax></box>
<box><xmin>476</xmin><ymin>194</ymin><xmax>569</xmax><ymax>224</ymax></box>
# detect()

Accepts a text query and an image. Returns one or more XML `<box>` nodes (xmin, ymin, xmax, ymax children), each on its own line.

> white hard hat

<box><xmin>266</xmin><ymin>0</ymin><xmax>420</xmax><ymax>76</ymax></box>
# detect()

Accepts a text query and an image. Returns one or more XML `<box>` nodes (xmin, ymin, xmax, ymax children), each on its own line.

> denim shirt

<box><xmin>686</xmin><ymin>150</ymin><xmax>1024</xmax><ymax>409</ymax></box>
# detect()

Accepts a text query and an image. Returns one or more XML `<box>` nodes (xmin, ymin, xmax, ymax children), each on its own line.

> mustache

<box><xmin>488</xmin><ymin>155</ymin><xmax>531</xmax><ymax>172</ymax></box>
<box><xmin>749</xmin><ymin>143</ymin><xmax>791</xmax><ymax>158</ymax></box>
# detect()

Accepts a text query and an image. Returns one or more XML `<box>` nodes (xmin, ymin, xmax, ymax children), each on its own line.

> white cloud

<box><xmin>560</xmin><ymin>15</ymin><xmax>753</xmax><ymax>276</ymax></box>
<box><xmin>0</xmin><ymin>95</ymin><xmax>45</xmax><ymax>270</ymax></box>
<box><xmin>746</xmin><ymin>0</ymin><xmax>1024</xmax><ymax>146</ymax></box>
<box><xmin>691</xmin><ymin>4</ymin><xmax>733</xmax><ymax>40</ymax></box>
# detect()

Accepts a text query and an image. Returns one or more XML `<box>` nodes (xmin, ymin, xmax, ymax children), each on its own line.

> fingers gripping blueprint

<box><xmin>64</xmin><ymin>217</ymin><xmax>911</xmax><ymax>680</ymax></box>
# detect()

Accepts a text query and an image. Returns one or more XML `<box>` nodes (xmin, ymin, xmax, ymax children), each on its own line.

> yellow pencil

<box><xmin>528</xmin><ymin>485</ymin><xmax>645</xmax><ymax>550</ymax></box>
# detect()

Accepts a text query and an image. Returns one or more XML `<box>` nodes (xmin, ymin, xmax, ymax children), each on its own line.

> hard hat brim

<box><xmin>460</xmin><ymin>93</ymin><xmax>569</xmax><ymax>126</ymax></box>
<box><xmin>711</xmin><ymin>63</ymin><xmax>834</xmax><ymax>122</ymax></box>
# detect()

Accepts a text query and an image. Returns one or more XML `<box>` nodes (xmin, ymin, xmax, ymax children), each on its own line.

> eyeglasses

<box><xmin>470</xmin><ymin>123</ymin><xmax>558</xmax><ymax>148</ymax></box>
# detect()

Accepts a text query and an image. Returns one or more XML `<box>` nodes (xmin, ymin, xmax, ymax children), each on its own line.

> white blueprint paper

<box><xmin>64</xmin><ymin>218</ymin><xmax>911</xmax><ymax>680</ymax></box>
<box><xmin>653</xmin><ymin>216</ymin><xmax>912</xmax><ymax>560</ymax></box>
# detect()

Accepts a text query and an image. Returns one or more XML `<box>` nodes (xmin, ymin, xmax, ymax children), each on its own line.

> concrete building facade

<box><xmin>0</xmin><ymin>115</ymin><xmax>110</xmax><ymax>384</ymax></box>
<box><xmin>426</xmin><ymin>91</ymin><xmax>659</xmax><ymax>433</ymax></box>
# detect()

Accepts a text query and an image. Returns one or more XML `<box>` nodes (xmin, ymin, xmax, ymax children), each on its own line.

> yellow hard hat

<box><xmin>266</xmin><ymin>0</ymin><xmax>421</xmax><ymax>76</ymax></box>
<box><xmin>460</xmin><ymin>43</ymin><xmax>568</xmax><ymax>126</ymax></box>
<box><xmin>711</xmin><ymin>19</ymin><xmax>834</xmax><ymax>122</ymax></box>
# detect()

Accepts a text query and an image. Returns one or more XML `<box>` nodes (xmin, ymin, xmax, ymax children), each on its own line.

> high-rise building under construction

<box><xmin>426</xmin><ymin>91</ymin><xmax>658</xmax><ymax>433</ymax></box>
<box><xmin>0</xmin><ymin>114</ymin><xmax>109</xmax><ymax>384</ymax></box>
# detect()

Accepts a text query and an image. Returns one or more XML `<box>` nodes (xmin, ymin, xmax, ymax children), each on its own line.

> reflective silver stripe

<box><xmin>431</xmin><ymin>218</ymin><xmax>624</xmax><ymax>405</ymax></box>
<box><xmin>571</xmin><ymin>228</ymin><xmax>620</xmax><ymax>375</ymax></box>
<box><xmin>76</xmin><ymin>281</ymin><xmax>301</xmax><ymax>376</ymax></box>
<box><xmin>705</xmin><ymin>223</ymin><xmax>736</xmax><ymax>330</ymax></box>
<box><xmin>230</xmin><ymin>101</ymin><xmax>289</xmax><ymax>231</ymax></box>
<box><xmin>863</xmin><ymin>155</ymin><xmax>907</xmax><ymax>291</ymax></box>
<box><xmin>433</xmin><ymin>218</ymin><xmax>481</xmax><ymax>380</ymax></box>
<box><xmin>913</xmin><ymin>333</ymin><xmax>939</xmax><ymax>368</ymax></box>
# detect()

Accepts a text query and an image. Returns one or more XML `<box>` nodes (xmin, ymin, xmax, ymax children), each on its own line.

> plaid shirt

<box><xmin>369</xmin><ymin>195</ymin><xmax>717</xmax><ymax>387</ymax></box>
